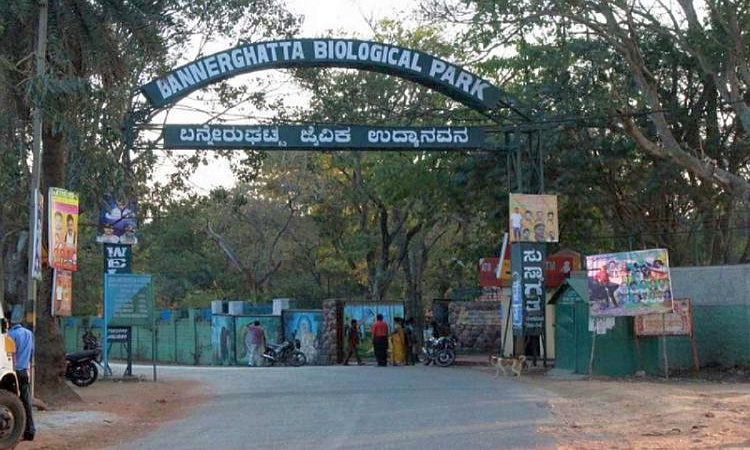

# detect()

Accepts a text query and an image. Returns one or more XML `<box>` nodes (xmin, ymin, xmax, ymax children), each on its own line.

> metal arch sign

<box><xmin>163</xmin><ymin>124</ymin><xmax>492</xmax><ymax>150</ymax></box>
<box><xmin>140</xmin><ymin>39</ymin><xmax>511</xmax><ymax>112</ymax></box>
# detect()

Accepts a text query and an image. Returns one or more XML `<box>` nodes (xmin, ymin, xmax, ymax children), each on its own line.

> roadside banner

<box><xmin>52</xmin><ymin>269</ymin><xmax>73</xmax><ymax>316</ymax></box>
<box><xmin>509</xmin><ymin>193</ymin><xmax>558</xmax><ymax>243</ymax></box>
<box><xmin>586</xmin><ymin>248</ymin><xmax>673</xmax><ymax>317</ymax></box>
<box><xmin>48</xmin><ymin>187</ymin><xmax>79</xmax><ymax>271</ymax></box>
<box><xmin>97</xmin><ymin>194</ymin><xmax>138</xmax><ymax>245</ymax></box>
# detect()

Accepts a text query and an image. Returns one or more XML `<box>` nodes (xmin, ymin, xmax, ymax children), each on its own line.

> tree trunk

<box><xmin>37</xmin><ymin>124</ymin><xmax>77</xmax><ymax>402</ymax></box>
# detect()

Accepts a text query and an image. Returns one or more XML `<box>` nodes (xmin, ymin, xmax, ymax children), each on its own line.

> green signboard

<box><xmin>104</xmin><ymin>274</ymin><xmax>153</xmax><ymax>326</ymax></box>
<box><xmin>163</xmin><ymin>124</ymin><xmax>491</xmax><ymax>150</ymax></box>
<box><xmin>141</xmin><ymin>39</ymin><xmax>511</xmax><ymax>112</ymax></box>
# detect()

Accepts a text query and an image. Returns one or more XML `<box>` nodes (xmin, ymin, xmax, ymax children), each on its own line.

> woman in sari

<box><xmin>389</xmin><ymin>317</ymin><xmax>407</xmax><ymax>366</ymax></box>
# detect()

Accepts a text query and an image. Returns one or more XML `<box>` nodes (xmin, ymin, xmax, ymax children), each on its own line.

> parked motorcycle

<box><xmin>65</xmin><ymin>330</ymin><xmax>101</xmax><ymax>387</ymax></box>
<box><xmin>422</xmin><ymin>335</ymin><xmax>457</xmax><ymax>367</ymax></box>
<box><xmin>262</xmin><ymin>339</ymin><xmax>307</xmax><ymax>366</ymax></box>
<box><xmin>65</xmin><ymin>349</ymin><xmax>100</xmax><ymax>387</ymax></box>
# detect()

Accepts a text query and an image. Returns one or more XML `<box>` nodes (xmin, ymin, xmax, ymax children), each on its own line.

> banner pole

<box><xmin>152</xmin><ymin>281</ymin><xmax>157</xmax><ymax>382</ymax></box>
<box><xmin>103</xmin><ymin>273</ymin><xmax>109</xmax><ymax>380</ymax></box>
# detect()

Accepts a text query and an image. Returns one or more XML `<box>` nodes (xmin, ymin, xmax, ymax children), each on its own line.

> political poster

<box><xmin>586</xmin><ymin>248</ymin><xmax>673</xmax><ymax>317</ymax></box>
<box><xmin>48</xmin><ymin>188</ymin><xmax>79</xmax><ymax>271</ymax></box>
<box><xmin>52</xmin><ymin>269</ymin><xmax>73</xmax><ymax>316</ymax></box>
<box><xmin>509</xmin><ymin>193</ymin><xmax>558</xmax><ymax>243</ymax></box>
<box><xmin>97</xmin><ymin>194</ymin><xmax>138</xmax><ymax>245</ymax></box>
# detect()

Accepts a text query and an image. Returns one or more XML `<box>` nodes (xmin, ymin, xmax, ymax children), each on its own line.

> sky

<box><xmin>153</xmin><ymin>0</ymin><xmax>418</xmax><ymax>193</ymax></box>
<box><xmin>288</xmin><ymin>0</ymin><xmax>413</xmax><ymax>36</ymax></box>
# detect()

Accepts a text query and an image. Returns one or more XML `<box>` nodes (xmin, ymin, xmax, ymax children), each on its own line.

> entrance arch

<box><xmin>140</xmin><ymin>38</ymin><xmax>521</xmax><ymax>115</ymax></box>
<box><xmin>133</xmin><ymin>37</ymin><xmax>540</xmax><ymax>192</ymax></box>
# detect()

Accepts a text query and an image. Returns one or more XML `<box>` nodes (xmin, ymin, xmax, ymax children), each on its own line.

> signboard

<box><xmin>509</xmin><ymin>193</ymin><xmax>558</xmax><ymax>243</ymax></box>
<box><xmin>479</xmin><ymin>257</ymin><xmax>503</xmax><ymax>288</ymax></box>
<box><xmin>104</xmin><ymin>274</ymin><xmax>153</xmax><ymax>326</ymax></box>
<box><xmin>141</xmin><ymin>39</ymin><xmax>508</xmax><ymax>112</ymax></box>
<box><xmin>103</xmin><ymin>244</ymin><xmax>132</xmax><ymax>274</ymax></box>
<box><xmin>586</xmin><ymin>248</ymin><xmax>673</xmax><ymax>317</ymax></box>
<box><xmin>510</xmin><ymin>242</ymin><xmax>546</xmax><ymax>336</ymax></box>
<box><xmin>107</xmin><ymin>326</ymin><xmax>132</xmax><ymax>343</ymax></box>
<box><xmin>48</xmin><ymin>187</ymin><xmax>79</xmax><ymax>271</ymax></box>
<box><xmin>635</xmin><ymin>299</ymin><xmax>693</xmax><ymax>336</ymax></box>
<box><xmin>164</xmin><ymin>124</ymin><xmax>490</xmax><ymax>150</ymax></box>
<box><xmin>52</xmin><ymin>270</ymin><xmax>73</xmax><ymax>316</ymax></box>
<box><xmin>479</xmin><ymin>233</ymin><xmax>511</xmax><ymax>288</ymax></box>
<box><xmin>481</xmin><ymin>244</ymin><xmax>578</xmax><ymax>289</ymax></box>
<box><xmin>456</xmin><ymin>307</ymin><xmax>502</xmax><ymax>326</ymax></box>
<box><xmin>477</xmin><ymin>287</ymin><xmax>504</xmax><ymax>302</ymax></box>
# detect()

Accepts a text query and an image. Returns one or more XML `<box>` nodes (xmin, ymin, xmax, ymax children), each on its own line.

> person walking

<box><xmin>244</xmin><ymin>321</ymin><xmax>266</xmax><ymax>367</ymax></box>
<box><xmin>371</xmin><ymin>314</ymin><xmax>389</xmax><ymax>367</ymax></box>
<box><xmin>390</xmin><ymin>318</ymin><xmax>407</xmax><ymax>366</ymax></box>
<box><xmin>404</xmin><ymin>318</ymin><xmax>417</xmax><ymax>364</ymax></box>
<box><xmin>8</xmin><ymin>310</ymin><xmax>35</xmax><ymax>441</ymax></box>
<box><xmin>343</xmin><ymin>319</ymin><xmax>364</xmax><ymax>365</ymax></box>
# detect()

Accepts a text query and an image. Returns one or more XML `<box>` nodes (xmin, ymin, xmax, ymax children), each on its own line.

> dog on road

<box><xmin>489</xmin><ymin>354</ymin><xmax>526</xmax><ymax>378</ymax></box>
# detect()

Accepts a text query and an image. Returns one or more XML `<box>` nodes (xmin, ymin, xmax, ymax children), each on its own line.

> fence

<box><xmin>63</xmin><ymin>310</ymin><xmax>289</xmax><ymax>366</ymax></box>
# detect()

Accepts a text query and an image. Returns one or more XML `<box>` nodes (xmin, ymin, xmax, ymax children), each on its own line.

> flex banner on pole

<box><xmin>48</xmin><ymin>187</ymin><xmax>79</xmax><ymax>271</ymax></box>
<box><xmin>510</xmin><ymin>242</ymin><xmax>546</xmax><ymax>337</ymax></box>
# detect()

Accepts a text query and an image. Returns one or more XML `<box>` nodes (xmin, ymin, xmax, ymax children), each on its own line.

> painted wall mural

<box><xmin>210</xmin><ymin>315</ymin><xmax>282</xmax><ymax>366</ymax></box>
<box><xmin>235</xmin><ymin>316</ymin><xmax>281</xmax><ymax>366</ymax></box>
<box><xmin>282</xmin><ymin>310</ymin><xmax>323</xmax><ymax>365</ymax></box>
<box><xmin>211</xmin><ymin>315</ymin><xmax>235</xmax><ymax>366</ymax></box>
<box><xmin>342</xmin><ymin>303</ymin><xmax>405</xmax><ymax>357</ymax></box>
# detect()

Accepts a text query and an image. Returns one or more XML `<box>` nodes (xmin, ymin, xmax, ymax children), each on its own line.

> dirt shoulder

<box><xmin>17</xmin><ymin>377</ymin><xmax>210</xmax><ymax>450</ymax></box>
<box><xmin>503</xmin><ymin>366</ymin><xmax>750</xmax><ymax>449</ymax></box>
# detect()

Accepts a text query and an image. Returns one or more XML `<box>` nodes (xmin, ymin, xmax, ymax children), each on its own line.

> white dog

<box><xmin>489</xmin><ymin>354</ymin><xmax>526</xmax><ymax>378</ymax></box>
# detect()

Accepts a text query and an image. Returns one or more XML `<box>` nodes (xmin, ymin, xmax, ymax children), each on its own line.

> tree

<box><xmin>423</xmin><ymin>0</ymin><xmax>750</xmax><ymax>262</ymax></box>
<box><xmin>0</xmin><ymin>0</ymin><xmax>300</xmax><ymax>400</ymax></box>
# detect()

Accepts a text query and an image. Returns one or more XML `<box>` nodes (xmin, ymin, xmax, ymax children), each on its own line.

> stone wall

<box><xmin>320</xmin><ymin>299</ymin><xmax>341</xmax><ymax>364</ymax></box>
<box><xmin>448</xmin><ymin>301</ymin><xmax>503</xmax><ymax>351</ymax></box>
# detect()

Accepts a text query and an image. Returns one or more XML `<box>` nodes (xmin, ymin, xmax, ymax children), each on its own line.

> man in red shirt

<box><xmin>371</xmin><ymin>314</ymin><xmax>389</xmax><ymax>367</ymax></box>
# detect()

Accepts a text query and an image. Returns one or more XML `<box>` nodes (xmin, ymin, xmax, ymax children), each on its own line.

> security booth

<box><xmin>550</xmin><ymin>276</ymin><xmax>643</xmax><ymax>377</ymax></box>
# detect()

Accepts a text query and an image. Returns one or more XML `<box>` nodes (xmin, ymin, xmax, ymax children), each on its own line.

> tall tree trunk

<box><xmin>37</xmin><ymin>125</ymin><xmax>76</xmax><ymax>402</ymax></box>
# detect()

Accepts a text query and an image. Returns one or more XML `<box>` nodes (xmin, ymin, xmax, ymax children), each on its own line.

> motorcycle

<box><xmin>65</xmin><ymin>330</ymin><xmax>101</xmax><ymax>387</ymax></box>
<box><xmin>422</xmin><ymin>335</ymin><xmax>457</xmax><ymax>367</ymax></box>
<box><xmin>65</xmin><ymin>349</ymin><xmax>100</xmax><ymax>387</ymax></box>
<box><xmin>262</xmin><ymin>339</ymin><xmax>307</xmax><ymax>366</ymax></box>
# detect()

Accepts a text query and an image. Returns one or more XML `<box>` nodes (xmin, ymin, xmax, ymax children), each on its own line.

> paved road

<box><xmin>110</xmin><ymin>363</ymin><xmax>555</xmax><ymax>450</ymax></box>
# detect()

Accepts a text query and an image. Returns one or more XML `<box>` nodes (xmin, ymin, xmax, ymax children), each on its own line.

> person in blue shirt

<box><xmin>7</xmin><ymin>310</ymin><xmax>35</xmax><ymax>441</ymax></box>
